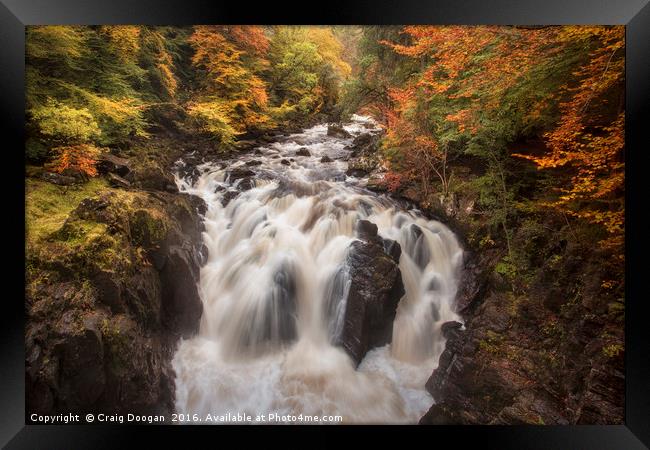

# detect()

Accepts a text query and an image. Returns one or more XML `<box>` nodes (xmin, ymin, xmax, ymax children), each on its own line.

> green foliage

<box><xmin>267</xmin><ymin>26</ymin><xmax>351</xmax><ymax>123</ymax></box>
<box><xmin>339</xmin><ymin>26</ymin><xmax>413</xmax><ymax>120</ymax></box>
<box><xmin>31</xmin><ymin>101</ymin><xmax>101</xmax><ymax>145</ymax></box>
<box><xmin>26</xmin><ymin>25</ymin><xmax>352</xmax><ymax>159</ymax></box>
<box><xmin>25</xmin><ymin>177</ymin><xmax>109</xmax><ymax>243</ymax></box>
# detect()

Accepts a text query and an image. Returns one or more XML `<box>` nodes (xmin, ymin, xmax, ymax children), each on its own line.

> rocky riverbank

<box><xmin>413</xmin><ymin>189</ymin><xmax>625</xmax><ymax>425</ymax></box>
<box><xmin>339</xmin><ymin>124</ymin><xmax>624</xmax><ymax>425</ymax></box>
<box><xmin>25</xmin><ymin>136</ymin><xmax>210</xmax><ymax>419</ymax></box>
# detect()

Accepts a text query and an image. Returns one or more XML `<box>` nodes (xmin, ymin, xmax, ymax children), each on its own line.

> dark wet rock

<box><xmin>235</xmin><ymin>178</ymin><xmax>255</xmax><ymax>191</ymax></box>
<box><xmin>221</xmin><ymin>190</ymin><xmax>240</xmax><ymax>206</ymax></box>
<box><xmin>346</xmin><ymin>167</ymin><xmax>369</xmax><ymax>178</ymax></box>
<box><xmin>351</xmin><ymin>132</ymin><xmax>373</xmax><ymax>150</ymax></box>
<box><xmin>281</xmin><ymin>159</ymin><xmax>291</xmax><ymax>165</ymax></box>
<box><xmin>175</xmin><ymin>163</ymin><xmax>202</xmax><ymax>186</ymax></box>
<box><xmin>159</xmin><ymin>245</ymin><xmax>203</xmax><ymax>338</ymax></box>
<box><xmin>53</xmin><ymin>314</ymin><xmax>106</xmax><ymax>410</ymax></box>
<box><xmin>320</xmin><ymin>155</ymin><xmax>333</xmax><ymax>163</ymax></box>
<box><xmin>420</xmin><ymin>235</ymin><xmax>624</xmax><ymax>425</ymax></box>
<box><xmin>97</xmin><ymin>153</ymin><xmax>131</xmax><ymax>177</ymax></box>
<box><xmin>455</xmin><ymin>249</ymin><xmax>501</xmax><ymax>313</ymax></box>
<box><xmin>226</xmin><ymin>167</ymin><xmax>256</xmax><ymax>191</ymax></box>
<box><xmin>227</xmin><ymin>167</ymin><xmax>255</xmax><ymax>181</ymax></box>
<box><xmin>327</xmin><ymin>123</ymin><xmax>352</xmax><ymax>139</ymax></box>
<box><xmin>92</xmin><ymin>271</ymin><xmax>126</xmax><ymax>314</ymax></box>
<box><xmin>296</xmin><ymin>147</ymin><xmax>311</xmax><ymax>156</ymax></box>
<box><xmin>265</xmin><ymin>262</ymin><xmax>298</xmax><ymax>343</ymax></box>
<box><xmin>107</xmin><ymin>172</ymin><xmax>131</xmax><ymax>188</ymax></box>
<box><xmin>366</xmin><ymin>174</ymin><xmax>388</xmax><ymax>192</ymax></box>
<box><xmin>245</xmin><ymin>159</ymin><xmax>263</xmax><ymax>166</ymax></box>
<box><xmin>409</xmin><ymin>224</ymin><xmax>431</xmax><ymax>269</ymax></box>
<box><xmin>382</xmin><ymin>238</ymin><xmax>402</xmax><ymax>263</ymax></box>
<box><xmin>346</xmin><ymin>157</ymin><xmax>377</xmax><ymax>178</ymax></box>
<box><xmin>335</xmin><ymin>220</ymin><xmax>404</xmax><ymax>365</ymax></box>
<box><xmin>348</xmin><ymin>132</ymin><xmax>382</xmax><ymax>157</ymax></box>
<box><xmin>131</xmin><ymin>165</ymin><xmax>177</xmax><ymax>193</ymax></box>
<box><xmin>356</xmin><ymin>219</ymin><xmax>378</xmax><ymax>241</ymax></box>
<box><xmin>41</xmin><ymin>171</ymin><xmax>78</xmax><ymax>186</ymax></box>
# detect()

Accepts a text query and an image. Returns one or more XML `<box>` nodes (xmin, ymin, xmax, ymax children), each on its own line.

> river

<box><xmin>171</xmin><ymin>114</ymin><xmax>464</xmax><ymax>424</ymax></box>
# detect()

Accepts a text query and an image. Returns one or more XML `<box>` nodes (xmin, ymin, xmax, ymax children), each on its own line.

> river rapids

<box><xmin>171</xmin><ymin>115</ymin><xmax>463</xmax><ymax>424</ymax></box>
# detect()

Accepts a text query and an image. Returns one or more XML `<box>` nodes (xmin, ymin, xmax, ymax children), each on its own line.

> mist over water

<box><xmin>172</xmin><ymin>115</ymin><xmax>464</xmax><ymax>423</ymax></box>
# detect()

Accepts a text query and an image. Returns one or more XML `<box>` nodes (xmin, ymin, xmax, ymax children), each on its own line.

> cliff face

<box><xmin>25</xmin><ymin>139</ymin><xmax>207</xmax><ymax>419</ymax></box>
<box><xmin>419</xmin><ymin>213</ymin><xmax>625</xmax><ymax>425</ymax></box>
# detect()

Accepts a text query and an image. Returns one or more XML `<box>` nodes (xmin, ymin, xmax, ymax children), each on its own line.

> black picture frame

<box><xmin>2</xmin><ymin>1</ymin><xmax>648</xmax><ymax>448</ymax></box>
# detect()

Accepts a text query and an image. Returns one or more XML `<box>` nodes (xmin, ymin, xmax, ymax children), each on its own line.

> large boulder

<box><xmin>335</xmin><ymin>220</ymin><xmax>404</xmax><ymax>365</ymax></box>
<box><xmin>348</xmin><ymin>132</ymin><xmax>382</xmax><ymax>157</ymax></box>
<box><xmin>97</xmin><ymin>153</ymin><xmax>131</xmax><ymax>177</ymax></box>
<box><xmin>226</xmin><ymin>166</ymin><xmax>256</xmax><ymax>191</ymax></box>
<box><xmin>130</xmin><ymin>165</ymin><xmax>177</xmax><ymax>193</ymax></box>
<box><xmin>345</xmin><ymin>156</ymin><xmax>377</xmax><ymax>178</ymax></box>
<box><xmin>327</xmin><ymin>123</ymin><xmax>352</xmax><ymax>139</ymax></box>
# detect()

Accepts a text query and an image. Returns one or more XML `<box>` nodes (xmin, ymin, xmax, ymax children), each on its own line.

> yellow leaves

<box><xmin>100</xmin><ymin>26</ymin><xmax>141</xmax><ymax>64</ymax></box>
<box><xmin>26</xmin><ymin>26</ymin><xmax>85</xmax><ymax>60</ymax></box>
<box><xmin>186</xmin><ymin>100</ymin><xmax>239</xmax><ymax>145</ymax></box>
<box><xmin>250</xmin><ymin>84</ymin><xmax>269</xmax><ymax>109</ymax></box>
<box><xmin>188</xmin><ymin>26</ymin><xmax>274</xmax><ymax>133</ymax></box>
<box><xmin>304</xmin><ymin>28</ymin><xmax>350</xmax><ymax>76</ymax></box>
<box><xmin>157</xmin><ymin>53</ymin><xmax>178</xmax><ymax>98</ymax></box>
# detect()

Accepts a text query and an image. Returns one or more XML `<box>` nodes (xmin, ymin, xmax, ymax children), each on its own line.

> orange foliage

<box><xmin>383</xmin><ymin>171</ymin><xmax>405</xmax><ymax>192</ymax></box>
<box><xmin>381</xmin><ymin>26</ymin><xmax>624</xmax><ymax>245</ymax></box>
<box><xmin>47</xmin><ymin>144</ymin><xmax>102</xmax><ymax>177</ymax></box>
<box><xmin>514</xmin><ymin>27</ymin><xmax>625</xmax><ymax>241</ymax></box>
<box><xmin>188</xmin><ymin>26</ymin><xmax>271</xmax><ymax>132</ymax></box>
<box><xmin>383</xmin><ymin>26</ymin><xmax>561</xmax><ymax>132</ymax></box>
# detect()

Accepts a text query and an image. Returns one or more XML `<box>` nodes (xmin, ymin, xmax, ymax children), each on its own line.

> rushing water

<box><xmin>172</xmin><ymin>115</ymin><xmax>464</xmax><ymax>424</ymax></box>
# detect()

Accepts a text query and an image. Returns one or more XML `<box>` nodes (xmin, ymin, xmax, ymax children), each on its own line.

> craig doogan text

<box><xmin>29</xmin><ymin>413</ymin><xmax>165</xmax><ymax>424</ymax></box>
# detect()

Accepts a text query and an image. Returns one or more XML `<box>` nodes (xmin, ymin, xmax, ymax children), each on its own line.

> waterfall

<box><xmin>172</xmin><ymin>115</ymin><xmax>464</xmax><ymax>423</ymax></box>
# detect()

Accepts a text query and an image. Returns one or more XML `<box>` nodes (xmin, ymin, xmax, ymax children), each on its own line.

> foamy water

<box><xmin>172</xmin><ymin>115</ymin><xmax>463</xmax><ymax>424</ymax></box>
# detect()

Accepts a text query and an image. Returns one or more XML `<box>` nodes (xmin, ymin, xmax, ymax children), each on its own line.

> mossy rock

<box><xmin>129</xmin><ymin>208</ymin><xmax>170</xmax><ymax>248</ymax></box>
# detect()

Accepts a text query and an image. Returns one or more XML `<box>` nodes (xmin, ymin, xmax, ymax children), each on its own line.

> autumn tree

<box><xmin>187</xmin><ymin>25</ymin><xmax>271</xmax><ymax>144</ymax></box>
<box><xmin>267</xmin><ymin>26</ymin><xmax>351</xmax><ymax>124</ymax></box>
<box><xmin>513</xmin><ymin>27</ymin><xmax>625</xmax><ymax>250</ymax></box>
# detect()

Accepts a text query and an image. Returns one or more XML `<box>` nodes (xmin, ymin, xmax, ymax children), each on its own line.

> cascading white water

<box><xmin>172</xmin><ymin>115</ymin><xmax>464</xmax><ymax>424</ymax></box>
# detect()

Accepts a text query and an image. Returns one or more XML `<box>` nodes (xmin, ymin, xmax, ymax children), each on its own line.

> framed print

<box><xmin>1</xmin><ymin>0</ymin><xmax>649</xmax><ymax>447</ymax></box>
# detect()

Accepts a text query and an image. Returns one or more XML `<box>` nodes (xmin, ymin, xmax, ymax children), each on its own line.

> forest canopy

<box><xmin>26</xmin><ymin>24</ymin><xmax>625</xmax><ymax>263</ymax></box>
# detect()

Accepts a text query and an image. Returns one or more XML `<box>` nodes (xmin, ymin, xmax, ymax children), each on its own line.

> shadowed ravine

<box><xmin>171</xmin><ymin>115</ymin><xmax>464</xmax><ymax>423</ymax></box>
